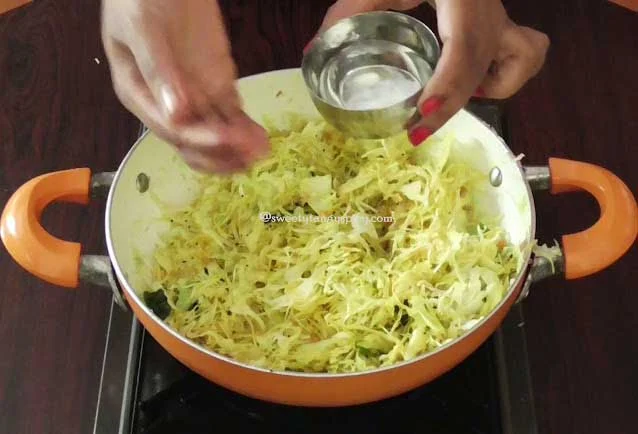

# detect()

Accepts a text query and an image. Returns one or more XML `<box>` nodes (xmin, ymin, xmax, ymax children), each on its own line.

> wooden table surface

<box><xmin>1</xmin><ymin>1</ymin><xmax>636</xmax><ymax>433</ymax></box>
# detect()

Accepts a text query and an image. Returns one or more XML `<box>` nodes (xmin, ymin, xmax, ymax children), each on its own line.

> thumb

<box><xmin>304</xmin><ymin>0</ymin><xmax>424</xmax><ymax>53</ymax></box>
<box><xmin>321</xmin><ymin>0</ymin><xmax>382</xmax><ymax>29</ymax></box>
<box><xmin>479</xmin><ymin>26</ymin><xmax>549</xmax><ymax>99</ymax></box>
<box><xmin>407</xmin><ymin>38</ymin><xmax>490</xmax><ymax>146</ymax></box>
<box><xmin>304</xmin><ymin>0</ymin><xmax>381</xmax><ymax>53</ymax></box>
<box><xmin>129</xmin><ymin>25</ymin><xmax>197</xmax><ymax>126</ymax></box>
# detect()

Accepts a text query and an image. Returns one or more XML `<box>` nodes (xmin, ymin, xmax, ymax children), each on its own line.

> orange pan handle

<box><xmin>548</xmin><ymin>158</ymin><xmax>638</xmax><ymax>279</ymax></box>
<box><xmin>0</xmin><ymin>168</ymin><xmax>91</xmax><ymax>288</ymax></box>
<box><xmin>0</xmin><ymin>1</ymin><xmax>32</xmax><ymax>15</ymax></box>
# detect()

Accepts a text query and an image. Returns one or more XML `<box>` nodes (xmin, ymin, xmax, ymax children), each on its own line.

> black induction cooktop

<box><xmin>133</xmin><ymin>331</ymin><xmax>502</xmax><ymax>434</ymax></box>
<box><xmin>92</xmin><ymin>102</ymin><xmax>539</xmax><ymax>434</ymax></box>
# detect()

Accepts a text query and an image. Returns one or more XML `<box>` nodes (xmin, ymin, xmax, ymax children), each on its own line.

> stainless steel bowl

<box><xmin>301</xmin><ymin>11</ymin><xmax>441</xmax><ymax>139</ymax></box>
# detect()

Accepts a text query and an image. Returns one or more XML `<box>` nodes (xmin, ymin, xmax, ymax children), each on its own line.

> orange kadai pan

<box><xmin>2</xmin><ymin>69</ymin><xmax>637</xmax><ymax>406</ymax></box>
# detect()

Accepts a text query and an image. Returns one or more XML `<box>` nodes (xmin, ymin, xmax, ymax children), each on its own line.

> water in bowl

<box><xmin>318</xmin><ymin>39</ymin><xmax>433</xmax><ymax>111</ymax></box>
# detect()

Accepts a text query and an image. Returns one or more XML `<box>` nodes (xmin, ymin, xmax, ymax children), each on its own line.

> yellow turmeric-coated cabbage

<box><xmin>143</xmin><ymin>118</ymin><xmax>525</xmax><ymax>373</ymax></box>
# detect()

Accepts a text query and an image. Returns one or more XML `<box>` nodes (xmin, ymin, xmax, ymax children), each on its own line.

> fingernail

<box><xmin>180</xmin><ymin>151</ymin><xmax>212</xmax><ymax>173</ymax></box>
<box><xmin>419</xmin><ymin>97</ymin><xmax>443</xmax><ymax>118</ymax></box>
<box><xmin>408</xmin><ymin>126</ymin><xmax>433</xmax><ymax>146</ymax></box>
<box><xmin>181</xmin><ymin>126</ymin><xmax>220</xmax><ymax>146</ymax></box>
<box><xmin>160</xmin><ymin>84</ymin><xmax>177</xmax><ymax>115</ymax></box>
<box><xmin>473</xmin><ymin>87</ymin><xmax>486</xmax><ymax>98</ymax></box>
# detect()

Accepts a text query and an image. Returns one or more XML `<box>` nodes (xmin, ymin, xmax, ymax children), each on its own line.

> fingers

<box><xmin>119</xmin><ymin>22</ymin><xmax>192</xmax><ymax>126</ymax></box>
<box><xmin>104</xmin><ymin>38</ymin><xmax>268</xmax><ymax>175</ymax></box>
<box><xmin>133</xmin><ymin>16</ymin><xmax>269</xmax><ymax>165</ymax></box>
<box><xmin>106</xmin><ymin>39</ymin><xmax>187</xmax><ymax>145</ymax></box>
<box><xmin>102</xmin><ymin>0</ymin><xmax>271</xmax><ymax>175</ymax></box>
<box><xmin>320</xmin><ymin>0</ymin><xmax>383</xmax><ymax>31</ymax></box>
<box><xmin>408</xmin><ymin>20</ymin><xmax>549</xmax><ymax>146</ymax></box>
<box><xmin>478</xmin><ymin>26</ymin><xmax>550</xmax><ymax>99</ymax></box>
<box><xmin>304</xmin><ymin>0</ymin><xmax>424</xmax><ymax>53</ymax></box>
<box><xmin>303</xmin><ymin>0</ymin><xmax>379</xmax><ymax>53</ymax></box>
<box><xmin>407</xmin><ymin>36</ymin><xmax>491</xmax><ymax>146</ymax></box>
<box><xmin>179</xmin><ymin>146</ymin><xmax>248</xmax><ymax>175</ymax></box>
<box><xmin>169</xmin><ymin>0</ymin><xmax>244</xmax><ymax>123</ymax></box>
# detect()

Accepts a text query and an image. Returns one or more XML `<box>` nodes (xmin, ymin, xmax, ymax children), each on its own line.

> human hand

<box><xmin>308</xmin><ymin>0</ymin><xmax>550</xmax><ymax>145</ymax></box>
<box><xmin>101</xmin><ymin>0</ymin><xmax>270</xmax><ymax>173</ymax></box>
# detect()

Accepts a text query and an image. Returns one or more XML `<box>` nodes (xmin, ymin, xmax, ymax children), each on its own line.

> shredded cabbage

<box><xmin>142</xmin><ymin>118</ymin><xmax>525</xmax><ymax>373</ymax></box>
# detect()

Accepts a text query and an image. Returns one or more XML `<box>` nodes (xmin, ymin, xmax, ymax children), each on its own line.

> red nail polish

<box><xmin>408</xmin><ymin>126</ymin><xmax>433</xmax><ymax>146</ymax></box>
<box><xmin>473</xmin><ymin>87</ymin><xmax>486</xmax><ymax>98</ymax></box>
<box><xmin>420</xmin><ymin>97</ymin><xmax>443</xmax><ymax>117</ymax></box>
